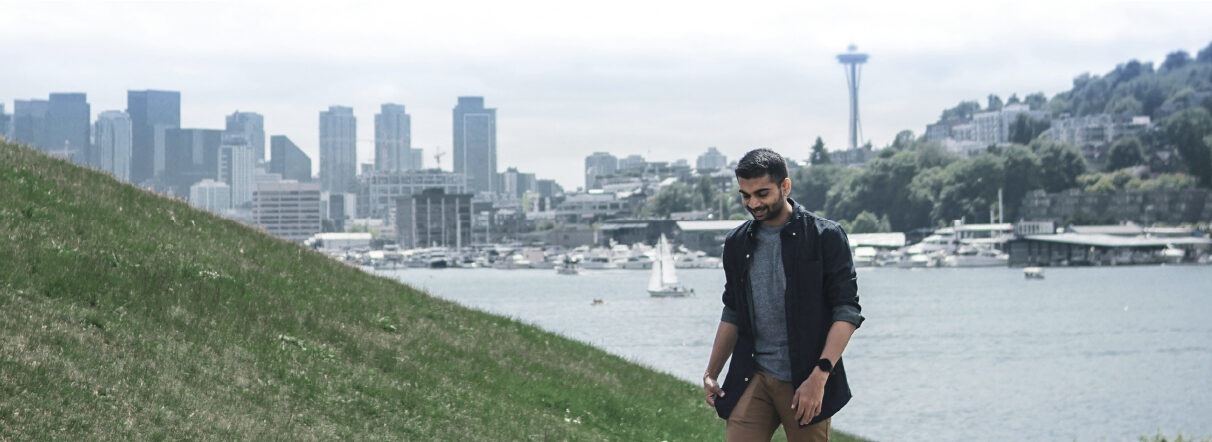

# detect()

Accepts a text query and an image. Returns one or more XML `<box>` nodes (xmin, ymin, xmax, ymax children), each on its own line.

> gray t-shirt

<box><xmin>749</xmin><ymin>221</ymin><xmax>792</xmax><ymax>382</ymax></box>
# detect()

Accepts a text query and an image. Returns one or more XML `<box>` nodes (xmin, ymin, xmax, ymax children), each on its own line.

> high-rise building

<box><xmin>375</xmin><ymin>104</ymin><xmax>412</xmax><ymax>171</ymax></box>
<box><xmin>12</xmin><ymin>99</ymin><xmax>49</xmax><ymax>151</ymax></box>
<box><xmin>618</xmin><ymin>154</ymin><xmax>646</xmax><ymax>172</ymax></box>
<box><xmin>0</xmin><ymin>104</ymin><xmax>10</xmax><ymax>140</ymax></box>
<box><xmin>395</xmin><ymin>188</ymin><xmax>473</xmax><ymax>249</ymax></box>
<box><xmin>218</xmin><ymin>136</ymin><xmax>255</xmax><ymax>208</ymax></box>
<box><xmin>163</xmin><ymin>128</ymin><xmax>223</xmax><ymax>197</ymax></box>
<box><xmin>253</xmin><ymin>180</ymin><xmax>322</xmax><ymax>242</ymax></box>
<box><xmin>127</xmin><ymin>90</ymin><xmax>181</xmax><ymax>184</ymax></box>
<box><xmin>46</xmin><ymin>93</ymin><xmax>90</xmax><ymax>164</ymax></box>
<box><xmin>269</xmin><ymin>135</ymin><xmax>312</xmax><ymax>182</ymax></box>
<box><xmin>452</xmin><ymin>97</ymin><xmax>497</xmax><ymax>194</ymax></box>
<box><xmin>189</xmin><ymin>179</ymin><xmax>231</xmax><ymax>213</ymax></box>
<box><xmin>356</xmin><ymin>169</ymin><xmax>465</xmax><ymax>221</ymax></box>
<box><xmin>410</xmin><ymin>148</ymin><xmax>423</xmax><ymax>170</ymax></box>
<box><xmin>696</xmin><ymin>147</ymin><xmax>727</xmax><ymax>171</ymax></box>
<box><xmin>319</xmin><ymin>106</ymin><xmax>357</xmax><ymax>193</ymax></box>
<box><xmin>226</xmin><ymin>111</ymin><xmax>266</xmax><ymax>163</ymax></box>
<box><xmin>501</xmin><ymin>167</ymin><xmax>536</xmax><ymax>199</ymax></box>
<box><xmin>94</xmin><ymin>111</ymin><xmax>133</xmax><ymax>182</ymax></box>
<box><xmin>584</xmin><ymin>152</ymin><xmax>618</xmax><ymax>190</ymax></box>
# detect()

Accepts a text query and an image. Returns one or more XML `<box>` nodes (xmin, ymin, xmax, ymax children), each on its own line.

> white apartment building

<box><xmin>253</xmin><ymin>180</ymin><xmax>322</xmax><ymax>241</ymax></box>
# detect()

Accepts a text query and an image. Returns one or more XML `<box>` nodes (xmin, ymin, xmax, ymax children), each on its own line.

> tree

<box><xmin>1198</xmin><ymin>40</ymin><xmax>1212</xmax><ymax>63</ymax></box>
<box><xmin>846</xmin><ymin>211</ymin><xmax>891</xmax><ymax>233</ymax></box>
<box><xmin>1006</xmin><ymin>93</ymin><xmax>1021</xmax><ymax>106</ymax></box>
<box><xmin>1008</xmin><ymin>113</ymin><xmax>1051</xmax><ymax>144</ymax></box>
<box><xmin>1031</xmin><ymin>139</ymin><xmax>1089</xmax><ymax>192</ymax></box>
<box><xmin>1161</xmin><ymin>50</ymin><xmax>1192</xmax><ymax>71</ymax></box>
<box><xmin>987</xmin><ymin>94</ymin><xmax>1004</xmax><ymax>112</ymax></box>
<box><xmin>791</xmin><ymin>164</ymin><xmax>852</xmax><ymax>213</ymax></box>
<box><xmin>645</xmin><ymin>182</ymin><xmax>696</xmax><ymax>217</ymax></box>
<box><xmin>809</xmin><ymin>137</ymin><xmax>832</xmax><ymax>165</ymax></box>
<box><xmin>695</xmin><ymin>175</ymin><xmax>714</xmax><ymax>211</ymax></box>
<box><xmin>892</xmin><ymin>130</ymin><xmax>915</xmax><ymax>150</ymax></box>
<box><xmin>1107</xmin><ymin>136</ymin><xmax>1146</xmax><ymax>170</ymax></box>
<box><xmin>1024</xmin><ymin>92</ymin><xmax>1048</xmax><ymax>110</ymax></box>
<box><xmin>940</xmin><ymin>101</ymin><xmax>981</xmax><ymax>122</ymax></box>
<box><xmin>1106</xmin><ymin>96</ymin><xmax>1143</xmax><ymax>115</ymax></box>
<box><xmin>1162</xmin><ymin>108</ymin><xmax>1212</xmax><ymax>187</ymax></box>
<box><xmin>999</xmin><ymin>145</ymin><xmax>1043</xmax><ymax>221</ymax></box>
<box><xmin>934</xmin><ymin>154</ymin><xmax>1006</xmax><ymax>223</ymax></box>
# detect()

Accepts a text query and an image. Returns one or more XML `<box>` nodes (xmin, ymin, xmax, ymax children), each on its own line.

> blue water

<box><xmin>376</xmin><ymin>265</ymin><xmax>1212</xmax><ymax>441</ymax></box>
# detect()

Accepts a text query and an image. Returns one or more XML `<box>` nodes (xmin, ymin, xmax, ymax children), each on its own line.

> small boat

<box><xmin>591</xmin><ymin>298</ymin><xmax>604</xmax><ymax>305</ymax></box>
<box><xmin>1023</xmin><ymin>267</ymin><xmax>1045</xmax><ymax>280</ymax></box>
<box><xmin>648</xmin><ymin>234</ymin><xmax>693</xmax><ymax>298</ymax></box>
<box><xmin>556</xmin><ymin>255</ymin><xmax>581</xmax><ymax>275</ymax></box>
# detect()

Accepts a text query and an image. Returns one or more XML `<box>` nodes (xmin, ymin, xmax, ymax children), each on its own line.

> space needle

<box><xmin>837</xmin><ymin>45</ymin><xmax>869</xmax><ymax>151</ymax></box>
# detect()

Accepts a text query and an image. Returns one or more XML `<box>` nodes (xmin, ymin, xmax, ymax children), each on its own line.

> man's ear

<box><xmin>781</xmin><ymin>178</ymin><xmax>791</xmax><ymax>195</ymax></box>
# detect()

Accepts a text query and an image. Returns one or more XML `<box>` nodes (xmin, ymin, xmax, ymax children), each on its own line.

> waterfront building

<box><xmin>189</xmin><ymin>178</ymin><xmax>231</xmax><ymax>213</ymax></box>
<box><xmin>269</xmin><ymin>135</ymin><xmax>312</xmax><ymax>182</ymax></box>
<box><xmin>696</xmin><ymin>147</ymin><xmax>727</xmax><ymax>171</ymax></box>
<box><xmin>584</xmin><ymin>152</ymin><xmax>618</xmax><ymax>190</ymax></box>
<box><xmin>375</xmin><ymin>104</ymin><xmax>413</xmax><ymax>171</ymax></box>
<box><xmin>93</xmin><ymin>111</ymin><xmax>132</xmax><ymax>182</ymax></box>
<box><xmin>225</xmin><ymin>111</ymin><xmax>266</xmax><ymax>163</ymax></box>
<box><xmin>677</xmin><ymin>220</ymin><xmax>747</xmax><ymax>256</ymax></box>
<box><xmin>452</xmin><ymin>97</ymin><xmax>497</xmax><ymax>194</ymax></box>
<box><xmin>253</xmin><ymin>180</ymin><xmax>322</xmax><ymax>242</ymax></box>
<box><xmin>163</xmin><ymin>128</ymin><xmax>222</xmax><ymax>197</ymax></box>
<box><xmin>554</xmin><ymin>191</ymin><xmax>633</xmax><ymax>223</ymax></box>
<box><xmin>1018</xmin><ymin>188</ymin><xmax>1212</xmax><ymax>226</ymax></box>
<box><xmin>319</xmin><ymin>105</ymin><xmax>357</xmax><ymax>193</ymax></box>
<box><xmin>1048</xmin><ymin>113</ymin><xmax>1150</xmax><ymax>148</ymax></box>
<box><xmin>12</xmin><ymin>99</ymin><xmax>49</xmax><ymax>152</ymax></box>
<box><xmin>356</xmin><ymin>169</ymin><xmax>466</xmax><ymax>222</ymax></box>
<box><xmin>127</xmin><ymin>90</ymin><xmax>181</xmax><ymax>184</ymax></box>
<box><xmin>218</xmin><ymin>136</ymin><xmax>255</xmax><ymax>208</ymax></box>
<box><xmin>395</xmin><ymin>188</ymin><xmax>473</xmax><ymax>249</ymax></box>
<box><xmin>46</xmin><ymin>93</ymin><xmax>91</xmax><ymax>164</ymax></box>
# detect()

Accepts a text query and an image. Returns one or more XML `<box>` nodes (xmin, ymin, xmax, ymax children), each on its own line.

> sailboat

<box><xmin>648</xmin><ymin>234</ymin><xmax>693</xmax><ymax>297</ymax></box>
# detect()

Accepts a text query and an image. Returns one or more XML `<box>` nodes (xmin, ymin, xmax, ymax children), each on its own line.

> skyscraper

<box><xmin>46</xmin><ymin>93</ymin><xmax>90</xmax><ymax>164</ymax></box>
<box><xmin>319</xmin><ymin>106</ymin><xmax>357</xmax><ymax>193</ymax></box>
<box><xmin>218</xmin><ymin>135</ymin><xmax>255</xmax><ymax>208</ymax></box>
<box><xmin>452</xmin><ymin>97</ymin><xmax>497</xmax><ymax>194</ymax></box>
<box><xmin>225</xmin><ymin>111</ymin><xmax>266</xmax><ymax>163</ymax></box>
<box><xmin>94</xmin><ymin>111</ymin><xmax>133</xmax><ymax>182</ymax></box>
<box><xmin>127</xmin><ymin>90</ymin><xmax>181</xmax><ymax>184</ymax></box>
<box><xmin>163</xmin><ymin>128</ymin><xmax>223</xmax><ymax>197</ymax></box>
<box><xmin>12</xmin><ymin>99</ymin><xmax>49</xmax><ymax>151</ymax></box>
<box><xmin>584</xmin><ymin>152</ymin><xmax>618</xmax><ymax>190</ymax></box>
<box><xmin>269</xmin><ymin>135</ymin><xmax>312</xmax><ymax>182</ymax></box>
<box><xmin>375</xmin><ymin>104</ymin><xmax>412</xmax><ymax>171</ymax></box>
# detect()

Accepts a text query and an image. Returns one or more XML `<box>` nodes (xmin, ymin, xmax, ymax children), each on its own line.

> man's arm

<box><xmin>702</xmin><ymin>320</ymin><xmax>738</xmax><ymax>406</ymax></box>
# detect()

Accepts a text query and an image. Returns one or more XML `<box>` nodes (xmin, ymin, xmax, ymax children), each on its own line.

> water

<box><xmin>375</xmin><ymin>265</ymin><xmax>1212</xmax><ymax>441</ymax></box>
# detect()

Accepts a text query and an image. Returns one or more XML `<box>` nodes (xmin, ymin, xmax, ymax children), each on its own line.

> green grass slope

<box><xmin>0</xmin><ymin>141</ymin><xmax>869</xmax><ymax>441</ymax></box>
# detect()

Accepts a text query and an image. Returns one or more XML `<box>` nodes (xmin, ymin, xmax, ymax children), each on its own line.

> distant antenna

<box><xmin>837</xmin><ymin>44</ymin><xmax>869</xmax><ymax>151</ymax></box>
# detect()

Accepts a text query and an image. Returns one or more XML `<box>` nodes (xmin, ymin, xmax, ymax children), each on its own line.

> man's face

<box><xmin>737</xmin><ymin>174</ymin><xmax>789</xmax><ymax>223</ymax></box>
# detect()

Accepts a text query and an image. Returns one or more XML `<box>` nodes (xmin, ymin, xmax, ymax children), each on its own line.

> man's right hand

<box><xmin>703</xmin><ymin>374</ymin><xmax>724</xmax><ymax>406</ymax></box>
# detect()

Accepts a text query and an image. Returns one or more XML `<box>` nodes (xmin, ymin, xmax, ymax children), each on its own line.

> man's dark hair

<box><xmin>734</xmin><ymin>148</ymin><xmax>788</xmax><ymax>183</ymax></box>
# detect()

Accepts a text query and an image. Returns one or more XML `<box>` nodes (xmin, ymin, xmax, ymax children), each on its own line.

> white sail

<box><xmin>648</xmin><ymin>236</ymin><xmax>666</xmax><ymax>292</ymax></box>
<box><xmin>660</xmin><ymin>236</ymin><xmax>679</xmax><ymax>285</ymax></box>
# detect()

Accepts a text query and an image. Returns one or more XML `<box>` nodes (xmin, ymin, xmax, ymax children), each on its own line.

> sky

<box><xmin>3</xmin><ymin>0</ymin><xmax>1211</xmax><ymax>190</ymax></box>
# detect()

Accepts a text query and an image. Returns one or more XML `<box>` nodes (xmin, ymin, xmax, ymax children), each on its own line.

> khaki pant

<box><xmin>726</xmin><ymin>371</ymin><xmax>831</xmax><ymax>442</ymax></box>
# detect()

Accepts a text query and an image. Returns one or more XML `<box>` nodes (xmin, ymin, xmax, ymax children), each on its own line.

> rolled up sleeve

<box><xmin>721</xmin><ymin>305</ymin><xmax>741</xmax><ymax>325</ymax></box>
<box><xmin>820</xmin><ymin>222</ymin><xmax>864</xmax><ymax>328</ymax></box>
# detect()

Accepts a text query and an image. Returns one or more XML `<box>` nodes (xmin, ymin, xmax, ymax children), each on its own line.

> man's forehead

<box><xmin>737</xmin><ymin>175</ymin><xmax>780</xmax><ymax>191</ymax></box>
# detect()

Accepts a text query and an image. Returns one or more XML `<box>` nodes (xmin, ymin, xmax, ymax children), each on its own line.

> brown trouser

<box><xmin>726</xmin><ymin>371</ymin><xmax>831</xmax><ymax>442</ymax></box>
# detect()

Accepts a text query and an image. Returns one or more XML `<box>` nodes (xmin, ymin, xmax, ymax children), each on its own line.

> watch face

<box><xmin>817</xmin><ymin>358</ymin><xmax>833</xmax><ymax>373</ymax></box>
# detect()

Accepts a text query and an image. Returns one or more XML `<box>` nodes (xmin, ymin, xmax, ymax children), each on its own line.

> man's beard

<box><xmin>749</xmin><ymin>191</ymin><xmax>786</xmax><ymax>221</ymax></box>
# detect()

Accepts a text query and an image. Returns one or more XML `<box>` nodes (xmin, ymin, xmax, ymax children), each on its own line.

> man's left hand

<box><xmin>791</xmin><ymin>369</ymin><xmax>827</xmax><ymax>425</ymax></box>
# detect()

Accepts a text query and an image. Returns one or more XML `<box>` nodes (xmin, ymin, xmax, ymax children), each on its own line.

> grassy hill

<box><xmin>0</xmin><ymin>141</ymin><xmax>869</xmax><ymax>440</ymax></box>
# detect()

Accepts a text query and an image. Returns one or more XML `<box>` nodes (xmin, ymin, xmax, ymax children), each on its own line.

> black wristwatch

<box><xmin>814</xmin><ymin>358</ymin><xmax>833</xmax><ymax>374</ymax></box>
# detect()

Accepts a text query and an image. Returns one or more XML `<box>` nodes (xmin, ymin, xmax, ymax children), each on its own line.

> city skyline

<box><xmin>3</xmin><ymin>2</ymin><xmax>1211</xmax><ymax>189</ymax></box>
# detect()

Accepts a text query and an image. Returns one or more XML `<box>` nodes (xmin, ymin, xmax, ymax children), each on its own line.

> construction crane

<box><xmin>433</xmin><ymin>146</ymin><xmax>446</xmax><ymax>170</ymax></box>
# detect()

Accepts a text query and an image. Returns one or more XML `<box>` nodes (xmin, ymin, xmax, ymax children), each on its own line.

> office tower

<box><xmin>269</xmin><ymin>135</ymin><xmax>312</xmax><ymax>182</ymax></box>
<box><xmin>696</xmin><ymin>147</ymin><xmax>727</xmax><ymax>171</ymax></box>
<box><xmin>375</xmin><ymin>104</ymin><xmax>412</xmax><ymax>171</ymax></box>
<box><xmin>319</xmin><ymin>106</ymin><xmax>356</xmax><ymax>193</ymax></box>
<box><xmin>46</xmin><ymin>93</ymin><xmax>90</xmax><ymax>164</ymax></box>
<box><xmin>226</xmin><ymin>111</ymin><xmax>266</xmax><ymax>162</ymax></box>
<box><xmin>0</xmin><ymin>104</ymin><xmax>11</xmax><ymax>140</ymax></box>
<box><xmin>163</xmin><ymin>128</ymin><xmax>223</xmax><ymax>197</ymax></box>
<box><xmin>190</xmin><ymin>179</ymin><xmax>231</xmax><ymax>213</ymax></box>
<box><xmin>501</xmin><ymin>167</ymin><xmax>535</xmax><ymax>199</ymax></box>
<box><xmin>218</xmin><ymin>136</ymin><xmax>255</xmax><ymax>208</ymax></box>
<box><xmin>584</xmin><ymin>152</ymin><xmax>618</xmax><ymax>190</ymax></box>
<box><xmin>12</xmin><ymin>99</ymin><xmax>49</xmax><ymax>150</ymax></box>
<box><xmin>94</xmin><ymin>111</ymin><xmax>133</xmax><ymax>182</ymax></box>
<box><xmin>618</xmin><ymin>154</ymin><xmax>646</xmax><ymax>172</ymax></box>
<box><xmin>410</xmin><ymin>148</ymin><xmax>423</xmax><ymax>170</ymax></box>
<box><xmin>253</xmin><ymin>181</ymin><xmax>322</xmax><ymax>241</ymax></box>
<box><xmin>127</xmin><ymin>90</ymin><xmax>181</xmax><ymax>184</ymax></box>
<box><xmin>396</xmin><ymin>188</ymin><xmax>473</xmax><ymax>249</ymax></box>
<box><xmin>452</xmin><ymin>96</ymin><xmax>497</xmax><ymax>194</ymax></box>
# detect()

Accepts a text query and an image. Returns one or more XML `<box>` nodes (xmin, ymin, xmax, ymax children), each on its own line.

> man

<box><xmin>702</xmin><ymin>148</ymin><xmax>863</xmax><ymax>441</ymax></box>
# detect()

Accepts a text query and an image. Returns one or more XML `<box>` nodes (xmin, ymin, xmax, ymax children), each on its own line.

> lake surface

<box><xmin>375</xmin><ymin>265</ymin><xmax>1212</xmax><ymax>441</ymax></box>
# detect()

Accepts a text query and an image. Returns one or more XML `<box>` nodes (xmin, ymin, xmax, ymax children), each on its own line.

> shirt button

<box><xmin>751</xmin><ymin>353</ymin><xmax>755</xmax><ymax>357</ymax></box>
<box><xmin>745</xmin><ymin>254</ymin><xmax>750</xmax><ymax>259</ymax></box>
<box><xmin>791</xmin><ymin>232</ymin><xmax>796</xmax><ymax>236</ymax></box>
<box><xmin>743</xmin><ymin>377</ymin><xmax>749</xmax><ymax>382</ymax></box>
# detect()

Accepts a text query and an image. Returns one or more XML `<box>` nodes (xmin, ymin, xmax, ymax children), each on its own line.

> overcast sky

<box><xmin>3</xmin><ymin>1</ymin><xmax>1210</xmax><ymax>189</ymax></box>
